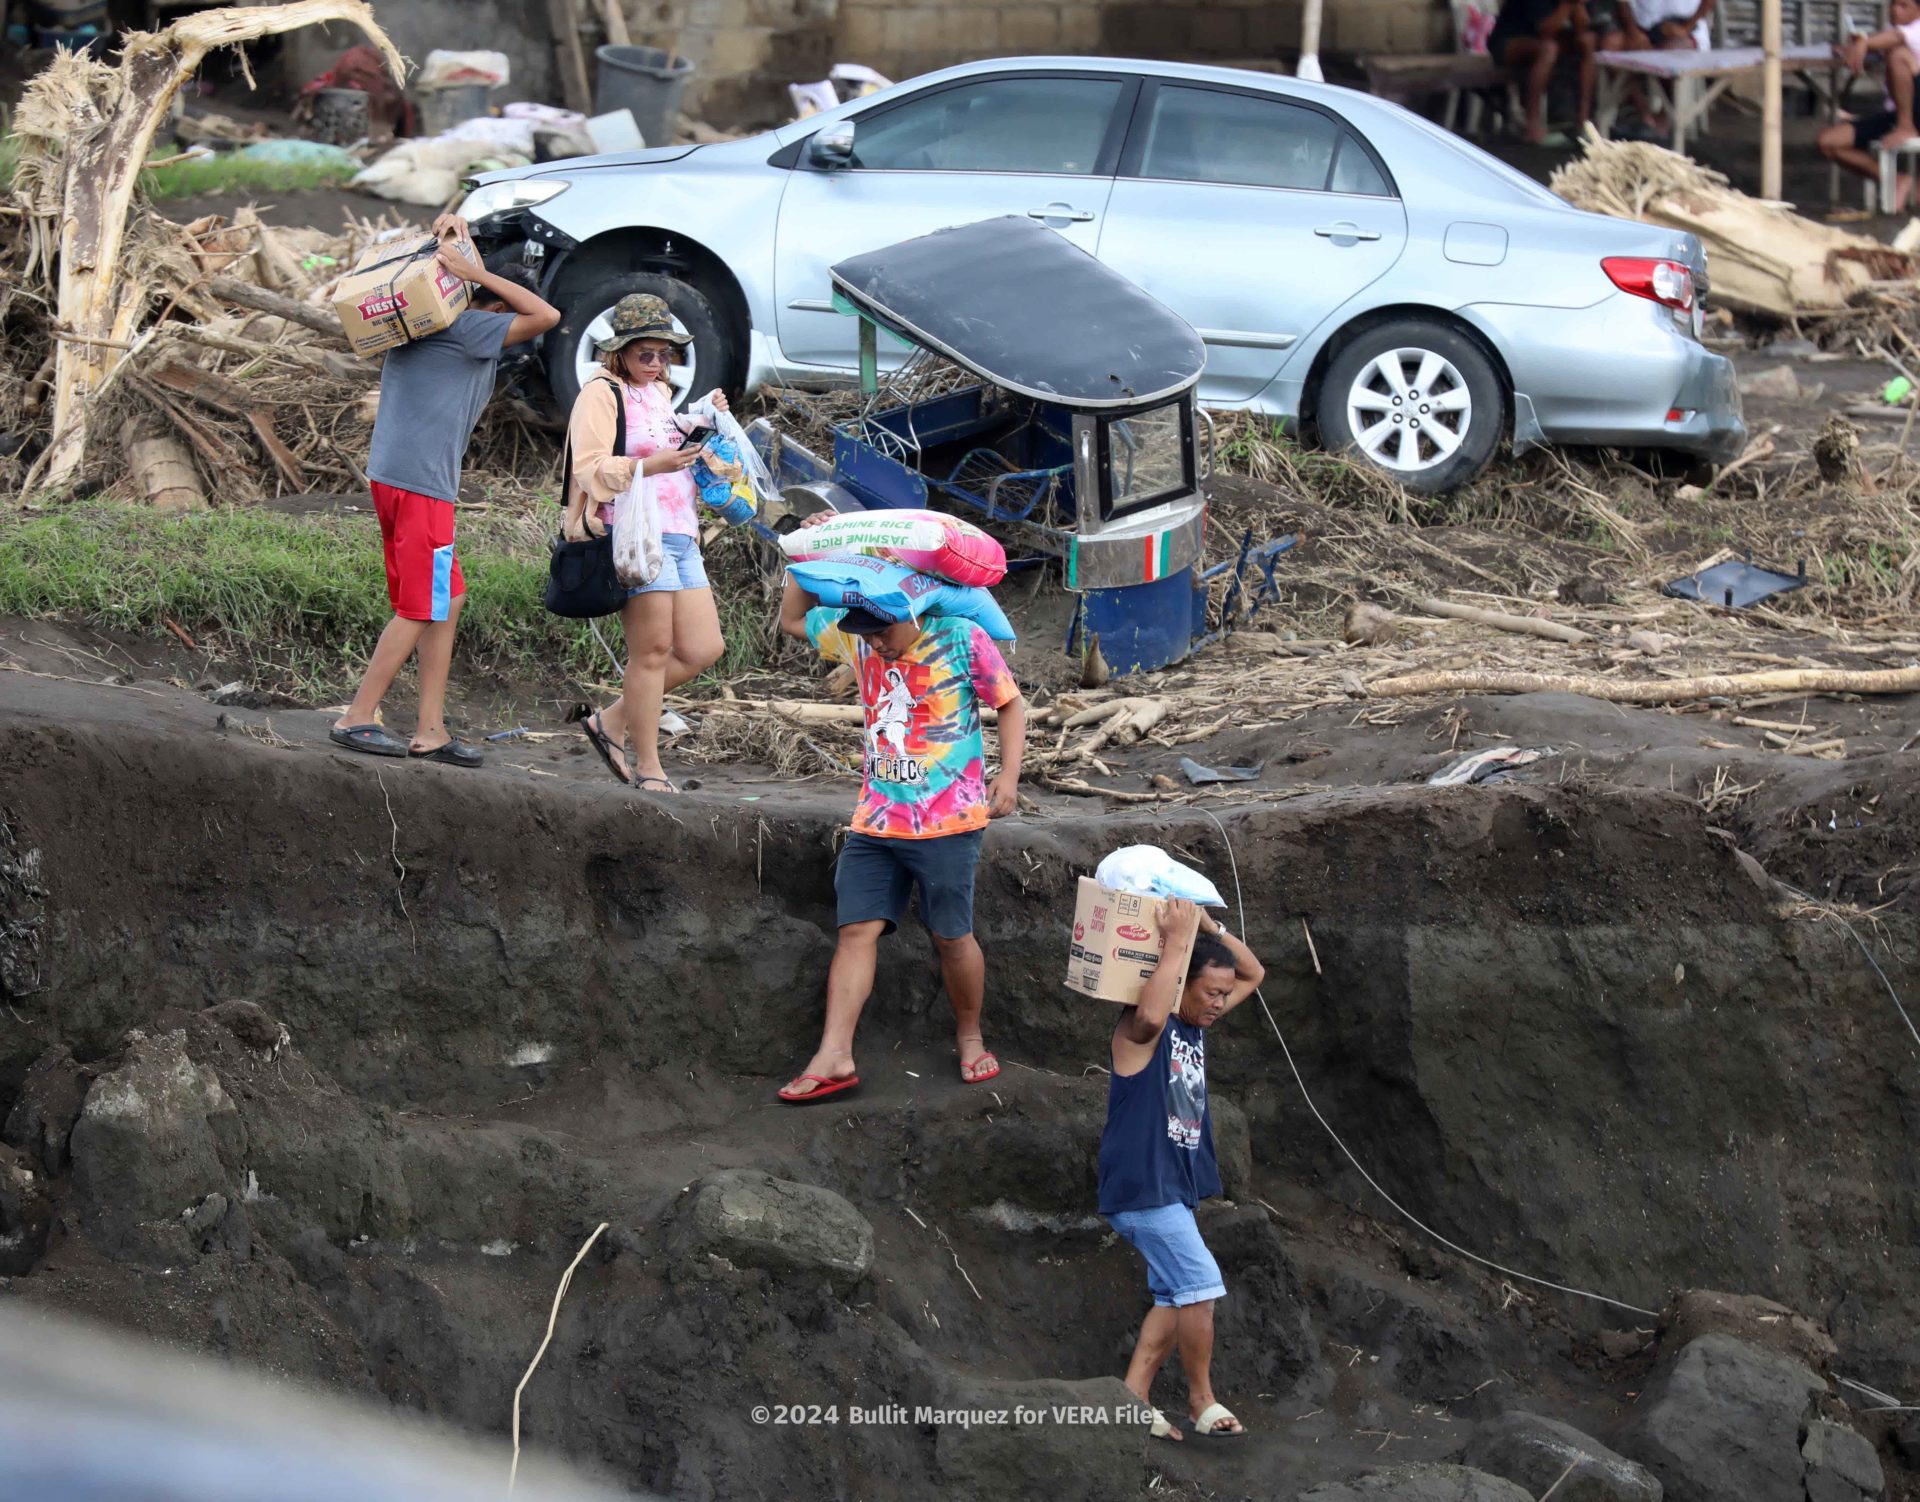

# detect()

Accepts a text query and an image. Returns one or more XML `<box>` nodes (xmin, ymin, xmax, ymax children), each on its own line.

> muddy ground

<box><xmin>3</xmin><ymin>601</ymin><xmax>1918</xmax><ymax>1498</ymax></box>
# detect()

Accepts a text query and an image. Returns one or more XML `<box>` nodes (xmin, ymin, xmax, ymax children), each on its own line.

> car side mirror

<box><xmin>810</xmin><ymin>121</ymin><xmax>855</xmax><ymax>169</ymax></box>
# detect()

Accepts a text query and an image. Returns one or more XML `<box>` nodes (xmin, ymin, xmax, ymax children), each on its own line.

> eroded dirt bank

<box><xmin>2</xmin><ymin>676</ymin><xmax>1917</xmax><ymax>1499</ymax></box>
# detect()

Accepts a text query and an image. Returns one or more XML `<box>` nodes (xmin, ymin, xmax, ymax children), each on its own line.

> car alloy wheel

<box><xmin>1344</xmin><ymin>347</ymin><xmax>1473</xmax><ymax>475</ymax></box>
<box><xmin>573</xmin><ymin>305</ymin><xmax>698</xmax><ymax>406</ymax></box>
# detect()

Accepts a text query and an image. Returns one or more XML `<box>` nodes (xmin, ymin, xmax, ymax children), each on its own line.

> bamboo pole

<box><xmin>1367</xmin><ymin>666</ymin><xmax>1920</xmax><ymax>703</ymax></box>
<box><xmin>1297</xmin><ymin>0</ymin><xmax>1325</xmax><ymax>81</ymax></box>
<box><xmin>1762</xmin><ymin>0</ymin><xmax>1782</xmax><ymax>200</ymax></box>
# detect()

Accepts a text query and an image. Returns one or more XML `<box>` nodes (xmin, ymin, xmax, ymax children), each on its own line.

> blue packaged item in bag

<box><xmin>786</xmin><ymin>555</ymin><xmax>1016</xmax><ymax>641</ymax></box>
<box><xmin>691</xmin><ymin>434</ymin><xmax>757</xmax><ymax>526</ymax></box>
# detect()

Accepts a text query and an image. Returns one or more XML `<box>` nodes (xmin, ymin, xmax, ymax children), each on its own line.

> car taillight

<box><xmin>1603</xmin><ymin>256</ymin><xmax>1696</xmax><ymax>313</ymax></box>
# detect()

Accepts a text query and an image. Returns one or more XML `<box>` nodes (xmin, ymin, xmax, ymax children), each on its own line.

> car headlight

<box><xmin>458</xmin><ymin>178</ymin><xmax>570</xmax><ymax>222</ymax></box>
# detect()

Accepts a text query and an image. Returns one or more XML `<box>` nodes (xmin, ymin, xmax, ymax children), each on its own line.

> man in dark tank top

<box><xmin>1097</xmin><ymin>898</ymin><xmax>1266</xmax><ymax>1443</ymax></box>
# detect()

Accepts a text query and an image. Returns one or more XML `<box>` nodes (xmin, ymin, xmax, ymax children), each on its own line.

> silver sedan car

<box><xmin>462</xmin><ymin>56</ymin><xmax>1743</xmax><ymax>493</ymax></box>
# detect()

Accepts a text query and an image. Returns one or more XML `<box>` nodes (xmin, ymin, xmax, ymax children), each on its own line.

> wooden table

<box><xmin>1594</xmin><ymin>44</ymin><xmax>1832</xmax><ymax>154</ymax></box>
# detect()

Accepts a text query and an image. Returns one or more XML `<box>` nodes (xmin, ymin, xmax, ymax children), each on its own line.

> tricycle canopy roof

<box><xmin>828</xmin><ymin>216</ymin><xmax>1207</xmax><ymax>412</ymax></box>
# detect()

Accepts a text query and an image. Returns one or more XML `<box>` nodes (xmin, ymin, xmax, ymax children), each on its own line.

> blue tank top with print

<box><xmin>1098</xmin><ymin>1014</ymin><xmax>1222</xmax><ymax>1215</ymax></box>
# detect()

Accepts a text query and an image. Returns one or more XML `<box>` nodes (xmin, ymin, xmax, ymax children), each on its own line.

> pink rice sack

<box><xmin>778</xmin><ymin>507</ymin><xmax>1008</xmax><ymax>588</ymax></box>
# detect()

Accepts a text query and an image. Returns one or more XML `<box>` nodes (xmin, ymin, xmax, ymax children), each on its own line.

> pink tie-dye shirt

<box><xmin>617</xmin><ymin>380</ymin><xmax>698</xmax><ymax>536</ymax></box>
<box><xmin>806</xmin><ymin>608</ymin><xmax>1021</xmax><ymax>840</ymax></box>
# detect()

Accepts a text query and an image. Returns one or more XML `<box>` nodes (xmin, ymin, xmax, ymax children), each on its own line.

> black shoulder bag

<box><xmin>544</xmin><ymin>378</ymin><xmax>630</xmax><ymax>619</ymax></box>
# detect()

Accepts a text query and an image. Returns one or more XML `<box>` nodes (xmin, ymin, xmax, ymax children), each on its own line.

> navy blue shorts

<box><xmin>835</xmin><ymin>829</ymin><xmax>984</xmax><ymax>939</ymax></box>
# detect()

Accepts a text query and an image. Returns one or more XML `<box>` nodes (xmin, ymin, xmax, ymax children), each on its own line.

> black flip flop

<box><xmin>581</xmin><ymin>713</ymin><xmax>630</xmax><ymax>784</ymax></box>
<box><xmin>330</xmin><ymin>724</ymin><xmax>408</xmax><ymax>758</ymax></box>
<box><xmin>410</xmin><ymin>737</ymin><xmax>482</xmax><ymax>768</ymax></box>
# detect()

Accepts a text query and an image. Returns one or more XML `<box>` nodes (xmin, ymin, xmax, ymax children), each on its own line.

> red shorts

<box><xmin>371</xmin><ymin>481</ymin><xmax>464</xmax><ymax>622</ymax></box>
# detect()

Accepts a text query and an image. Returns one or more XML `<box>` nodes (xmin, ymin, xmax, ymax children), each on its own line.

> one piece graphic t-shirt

<box><xmin>806</xmin><ymin>607</ymin><xmax>1020</xmax><ymax>840</ymax></box>
<box><xmin>1097</xmin><ymin>1015</ymin><xmax>1223</xmax><ymax>1216</ymax></box>
<box><xmin>621</xmin><ymin>380</ymin><xmax>699</xmax><ymax>536</ymax></box>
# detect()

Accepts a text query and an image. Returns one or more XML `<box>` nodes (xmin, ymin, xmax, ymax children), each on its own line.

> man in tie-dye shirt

<box><xmin>774</xmin><ymin>555</ymin><xmax>1027</xmax><ymax>1104</ymax></box>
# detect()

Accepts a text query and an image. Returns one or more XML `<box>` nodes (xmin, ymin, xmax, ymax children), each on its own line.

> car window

<box><xmin>848</xmin><ymin>77</ymin><xmax>1124</xmax><ymax>175</ymax></box>
<box><xmin>1329</xmin><ymin>132</ymin><xmax>1392</xmax><ymax>196</ymax></box>
<box><xmin>1135</xmin><ymin>85</ymin><xmax>1347</xmax><ymax>193</ymax></box>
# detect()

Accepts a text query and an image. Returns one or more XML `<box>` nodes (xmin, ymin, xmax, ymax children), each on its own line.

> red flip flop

<box><xmin>961</xmin><ymin>1052</ymin><xmax>1000</xmax><ymax>1085</ymax></box>
<box><xmin>777</xmin><ymin>1073</ymin><xmax>861</xmax><ymax>1105</ymax></box>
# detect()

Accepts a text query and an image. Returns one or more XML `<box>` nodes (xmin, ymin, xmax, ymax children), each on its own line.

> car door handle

<box><xmin>1028</xmin><ymin>204</ymin><xmax>1095</xmax><ymax>223</ymax></box>
<box><xmin>1314</xmin><ymin>222</ymin><xmax>1382</xmax><ymax>242</ymax></box>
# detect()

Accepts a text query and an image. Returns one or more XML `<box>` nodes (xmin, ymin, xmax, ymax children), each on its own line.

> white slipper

<box><xmin>1149</xmin><ymin>1408</ymin><xmax>1182</xmax><ymax>1441</ymax></box>
<box><xmin>1193</xmin><ymin>1402</ymin><xmax>1244</xmax><ymax>1436</ymax></box>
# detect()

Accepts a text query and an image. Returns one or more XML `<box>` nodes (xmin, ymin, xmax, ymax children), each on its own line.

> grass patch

<box><xmin>136</xmin><ymin>153</ymin><xmax>358</xmax><ymax>201</ymax></box>
<box><xmin>0</xmin><ymin>503</ymin><xmax>601</xmax><ymax>696</ymax></box>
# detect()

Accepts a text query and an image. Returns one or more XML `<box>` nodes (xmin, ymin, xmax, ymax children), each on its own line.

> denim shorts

<box><xmin>628</xmin><ymin>532</ymin><xmax>709</xmax><ymax>595</ymax></box>
<box><xmin>835</xmin><ymin>829</ymin><xmax>984</xmax><ymax>939</ymax></box>
<box><xmin>1107</xmin><ymin>1203</ymin><xmax>1227</xmax><ymax>1308</ymax></box>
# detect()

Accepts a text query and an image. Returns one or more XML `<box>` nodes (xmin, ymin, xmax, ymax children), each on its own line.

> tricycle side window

<box><xmin>1098</xmin><ymin>401</ymin><xmax>1195</xmax><ymax>521</ymax></box>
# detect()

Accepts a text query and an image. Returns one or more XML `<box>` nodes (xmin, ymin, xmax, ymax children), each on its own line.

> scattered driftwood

<box><xmin>14</xmin><ymin>1</ymin><xmax>401</xmax><ymax>488</ymax></box>
<box><xmin>124</xmin><ymin>428</ymin><xmax>204</xmax><ymax>509</ymax></box>
<box><xmin>1413</xmin><ymin>595</ymin><xmax>1592</xmax><ymax>644</ymax></box>
<box><xmin>1368</xmin><ymin>666</ymin><xmax>1920</xmax><ymax>703</ymax></box>
<box><xmin>206</xmin><ymin>276</ymin><xmax>350</xmax><ymax>344</ymax></box>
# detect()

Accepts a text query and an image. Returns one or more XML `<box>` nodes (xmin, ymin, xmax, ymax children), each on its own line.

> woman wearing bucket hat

<box><xmin>562</xmin><ymin>292</ymin><xmax>730</xmax><ymax>792</ymax></box>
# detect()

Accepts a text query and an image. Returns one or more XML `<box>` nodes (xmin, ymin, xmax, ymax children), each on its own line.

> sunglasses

<box><xmin>623</xmin><ymin>346</ymin><xmax>674</xmax><ymax>366</ymax></box>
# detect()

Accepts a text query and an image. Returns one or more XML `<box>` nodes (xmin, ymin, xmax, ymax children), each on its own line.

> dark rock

<box><xmin>916</xmin><ymin>1369</ymin><xmax>1144</xmax><ymax>1502</ymax></box>
<box><xmin>1299</xmin><ymin>1461</ymin><xmax>1534</xmax><ymax>1501</ymax></box>
<box><xmin>1598</xmin><ymin>1330</ymin><xmax>1652</xmax><ymax>1361</ymax></box>
<box><xmin>1801</xmin><ymin>1419</ymin><xmax>1883</xmax><ymax>1501</ymax></box>
<box><xmin>67</xmin><ymin>1030</ymin><xmax>242</xmax><ymax>1261</ymax></box>
<box><xmin>1317</xmin><ymin>1266</ymin><xmax>1496</xmax><ymax>1403</ymax></box>
<box><xmin>1619</xmin><ymin>1334</ymin><xmax>1825</xmax><ymax>1502</ymax></box>
<box><xmin>674</xmin><ymin>1169</ymin><xmax>873</xmax><ymax>1293</ymax></box>
<box><xmin>2</xmin><ymin>1045</ymin><xmax>90</xmax><ymax>1174</ymax></box>
<box><xmin>1195</xmin><ymin>1202</ymin><xmax>1324</xmax><ymax>1396</ymax></box>
<box><xmin>203</xmin><ymin>1000</ymin><xmax>291</xmax><ymax>1058</ymax></box>
<box><xmin>1658</xmin><ymin>1290</ymin><xmax>1837</xmax><ymax>1375</ymax></box>
<box><xmin>0</xmin><ymin>1143</ymin><xmax>52</xmax><ymax>1275</ymax></box>
<box><xmin>1464</xmin><ymin>1411</ymin><xmax>1662</xmax><ymax>1502</ymax></box>
<box><xmin>1557</xmin><ymin>576</ymin><xmax>1612</xmax><ymax>606</ymax></box>
<box><xmin>1211</xmin><ymin>1094</ymin><xmax>1253</xmax><ymax>1200</ymax></box>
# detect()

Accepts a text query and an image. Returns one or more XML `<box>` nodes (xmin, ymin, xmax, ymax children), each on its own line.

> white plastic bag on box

<box><xmin>612</xmin><ymin>466</ymin><xmax>663</xmax><ymax>587</ymax></box>
<box><xmin>1095</xmin><ymin>845</ymin><xmax>1226</xmax><ymax>907</ymax></box>
<box><xmin>684</xmin><ymin>392</ymin><xmax>777</xmax><ymax>511</ymax></box>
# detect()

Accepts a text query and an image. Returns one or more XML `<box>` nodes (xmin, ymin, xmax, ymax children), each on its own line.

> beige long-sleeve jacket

<box><xmin>564</xmin><ymin>374</ymin><xmax>637</xmax><ymax>526</ymax></box>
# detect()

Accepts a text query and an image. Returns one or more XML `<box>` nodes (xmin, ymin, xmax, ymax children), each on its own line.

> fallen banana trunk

<box><xmin>1368</xmin><ymin>666</ymin><xmax>1920</xmax><ymax>703</ymax></box>
<box><xmin>1549</xmin><ymin>130</ymin><xmax>1914</xmax><ymax>319</ymax></box>
<box><xmin>15</xmin><ymin>1</ymin><xmax>401</xmax><ymax>489</ymax></box>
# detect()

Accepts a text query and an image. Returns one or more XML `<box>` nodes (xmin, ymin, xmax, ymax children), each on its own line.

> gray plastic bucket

<box><xmin>417</xmin><ymin>82</ymin><xmax>491</xmax><ymax>137</ymax></box>
<box><xmin>594</xmin><ymin>45</ymin><xmax>695</xmax><ymax>149</ymax></box>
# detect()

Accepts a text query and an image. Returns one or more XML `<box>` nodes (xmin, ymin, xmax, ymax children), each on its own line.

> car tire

<box><xmin>544</xmin><ymin>267</ymin><xmax>744</xmax><ymax>415</ymax></box>
<box><xmin>1316</xmin><ymin>320</ymin><xmax>1503</xmax><ymax>496</ymax></box>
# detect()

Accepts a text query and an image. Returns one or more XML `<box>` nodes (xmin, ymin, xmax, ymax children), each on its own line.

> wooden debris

<box><xmin>124</xmin><ymin>427</ymin><xmax>205</xmax><ymax>510</ymax></box>
<box><xmin>207</xmin><ymin>276</ymin><xmax>350</xmax><ymax>344</ymax></box>
<box><xmin>16</xmin><ymin>1</ymin><xmax>402</xmax><ymax>488</ymax></box>
<box><xmin>1345</xmin><ymin>602</ymin><xmax>1399</xmax><ymax>646</ymax></box>
<box><xmin>1413</xmin><ymin>596</ymin><xmax>1591</xmax><ymax>645</ymax></box>
<box><xmin>1368</xmin><ymin>666</ymin><xmax>1920</xmax><ymax>703</ymax></box>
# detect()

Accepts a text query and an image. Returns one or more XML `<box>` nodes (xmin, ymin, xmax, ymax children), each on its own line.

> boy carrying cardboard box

<box><xmin>329</xmin><ymin>214</ymin><xmax>559</xmax><ymax>767</ymax></box>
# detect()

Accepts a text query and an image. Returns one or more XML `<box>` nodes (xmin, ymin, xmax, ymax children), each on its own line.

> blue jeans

<box><xmin>1107</xmin><ymin>1203</ymin><xmax>1226</xmax><ymax>1308</ymax></box>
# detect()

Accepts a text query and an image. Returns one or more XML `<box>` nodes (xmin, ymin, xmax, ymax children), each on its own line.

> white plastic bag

<box><xmin>1095</xmin><ymin>845</ymin><xmax>1226</xmax><ymax>907</ymax></box>
<box><xmin>612</xmin><ymin>465</ymin><xmax>663</xmax><ymax>587</ymax></box>
<box><xmin>684</xmin><ymin>392</ymin><xmax>777</xmax><ymax>511</ymax></box>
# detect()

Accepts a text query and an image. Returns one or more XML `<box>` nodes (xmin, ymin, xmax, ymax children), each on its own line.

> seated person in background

<box><xmin>1489</xmin><ymin>0</ymin><xmax>1597</xmax><ymax>146</ymax></box>
<box><xmin>1823</xmin><ymin>0</ymin><xmax>1920</xmax><ymax>193</ymax></box>
<box><xmin>1601</xmin><ymin>0</ymin><xmax>1714</xmax><ymax>133</ymax></box>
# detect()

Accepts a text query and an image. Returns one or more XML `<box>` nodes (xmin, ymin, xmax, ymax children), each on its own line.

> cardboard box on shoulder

<box><xmin>332</xmin><ymin>232</ymin><xmax>475</xmax><ymax>357</ymax></box>
<box><xmin>1064</xmin><ymin>877</ymin><xmax>1200</xmax><ymax>1005</ymax></box>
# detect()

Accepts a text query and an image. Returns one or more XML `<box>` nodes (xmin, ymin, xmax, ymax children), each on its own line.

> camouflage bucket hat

<box><xmin>594</xmin><ymin>292</ymin><xmax>692</xmax><ymax>353</ymax></box>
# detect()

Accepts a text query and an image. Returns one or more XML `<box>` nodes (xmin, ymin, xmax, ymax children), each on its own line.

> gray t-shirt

<box><xmin>365</xmin><ymin>309</ymin><xmax>515</xmax><ymax>502</ymax></box>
